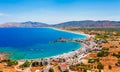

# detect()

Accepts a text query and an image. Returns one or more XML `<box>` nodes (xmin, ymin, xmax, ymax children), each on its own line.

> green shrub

<box><xmin>118</xmin><ymin>58</ymin><xmax>120</xmax><ymax>64</ymax></box>
<box><xmin>88</xmin><ymin>59</ymin><xmax>95</xmax><ymax>63</ymax></box>
<box><xmin>97</xmin><ymin>62</ymin><xmax>104</xmax><ymax>69</ymax></box>
<box><xmin>7</xmin><ymin>60</ymin><xmax>18</xmax><ymax>66</ymax></box>
<box><xmin>21</xmin><ymin>60</ymin><xmax>30</xmax><ymax>68</ymax></box>
<box><xmin>49</xmin><ymin>68</ymin><xmax>54</xmax><ymax>72</ymax></box>
<box><xmin>97</xmin><ymin>51</ymin><xmax>104</xmax><ymax>57</ymax></box>
<box><xmin>97</xmin><ymin>50</ymin><xmax>109</xmax><ymax>57</ymax></box>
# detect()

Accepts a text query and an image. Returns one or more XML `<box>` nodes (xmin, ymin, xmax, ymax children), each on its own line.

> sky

<box><xmin>0</xmin><ymin>0</ymin><xmax>120</xmax><ymax>24</ymax></box>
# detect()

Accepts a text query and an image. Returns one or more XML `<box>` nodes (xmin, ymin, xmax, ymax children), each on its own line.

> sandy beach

<box><xmin>51</xmin><ymin>27</ymin><xmax>91</xmax><ymax>38</ymax></box>
<box><xmin>0</xmin><ymin>27</ymin><xmax>93</xmax><ymax>62</ymax></box>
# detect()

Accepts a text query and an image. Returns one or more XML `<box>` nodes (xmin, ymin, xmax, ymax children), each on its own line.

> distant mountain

<box><xmin>21</xmin><ymin>21</ymin><xmax>49</xmax><ymax>27</ymax></box>
<box><xmin>53</xmin><ymin>20</ymin><xmax>120</xmax><ymax>28</ymax></box>
<box><xmin>0</xmin><ymin>22</ymin><xmax>23</xmax><ymax>28</ymax></box>
<box><xmin>0</xmin><ymin>21</ymin><xmax>49</xmax><ymax>28</ymax></box>
<box><xmin>0</xmin><ymin>20</ymin><xmax>120</xmax><ymax>28</ymax></box>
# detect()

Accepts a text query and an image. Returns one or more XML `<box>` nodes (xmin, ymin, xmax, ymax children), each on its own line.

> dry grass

<box><xmin>30</xmin><ymin>66</ymin><xmax>45</xmax><ymax>72</ymax></box>
<box><xmin>0</xmin><ymin>63</ymin><xmax>16</xmax><ymax>72</ymax></box>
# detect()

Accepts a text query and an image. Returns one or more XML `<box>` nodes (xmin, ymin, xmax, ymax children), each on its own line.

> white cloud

<box><xmin>0</xmin><ymin>13</ymin><xmax>10</xmax><ymax>17</ymax></box>
<box><xmin>0</xmin><ymin>13</ymin><xmax>5</xmax><ymax>16</ymax></box>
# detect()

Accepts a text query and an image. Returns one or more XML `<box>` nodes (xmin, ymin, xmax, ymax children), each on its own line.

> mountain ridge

<box><xmin>0</xmin><ymin>20</ymin><xmax>120</xmax><ymax>28</ymax></box>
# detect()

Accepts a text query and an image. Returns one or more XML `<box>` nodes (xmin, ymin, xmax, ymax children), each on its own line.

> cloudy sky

<box><xmin>0</xmin><ymin>0</ymin><xmax>120</xmax><ymax>24</ymax></box>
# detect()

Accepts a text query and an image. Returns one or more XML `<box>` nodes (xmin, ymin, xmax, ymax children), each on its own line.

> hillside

<box><xmin>53</xmin><ymin>20</ymin><xmax>120</xmax><ymax>28</ymax></box>
<box><xmin>0</xmin><ymin>21</ymin><xmax>49</xmax><ymax>28</ymax></box>
<box><xmin>0</xmin><ymin>20</ymin><xmax>120</xmax><ymax>28</ymax></box>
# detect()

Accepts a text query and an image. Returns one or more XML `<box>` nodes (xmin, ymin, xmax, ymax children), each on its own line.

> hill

<box><xmin>0</xmin><ymin>20</ymin><xmax>120</xmax><ymax>28</ymax></box>
<box><xmin>0</xmin><ymin>21</ymin><xmax>49</xmax><ymax>28</ymax></box>
<box><xmin>53</xmin><ymin>20</ymin><xmax>120</xmax><ymax>28</ymax></box>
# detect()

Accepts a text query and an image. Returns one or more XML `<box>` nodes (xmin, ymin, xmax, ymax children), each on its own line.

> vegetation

<box><xmin>6</xmin><ymin>60</ymin><xmax>18</xmax><ymax>66</ymax></box>
<box><xmin>31</xmin><ymin>61</ymin><xmax>40</xmax><ymax>67</ymax></box>
<box><xmin>108</xmin><ymin>65</ymin><xmax>112</xmax><ymax>69</ymax></box>
<box><xmin>97</xmin><ymin>62</ymin><xmax>104</xmax><ymax>69</ymax></box>
<box><xmin>118</xmin><ymin>58</ymin><xmax>120</xmax><ymax>64</ymax></box>
<box><xmin>49</xmin><ymin>68</ymin><xmax>54</xmax><ymax>72</ymax></box>
<box><xmin>69</xmin><ymin>63</ymin><xmax>90</xmax><ymax>71</ymax></box>
<box><xmin>112</xmin><ymin>52</ymin><xmax>120</xmax><ymax>58</ymax></box>
<box><xmin>31</xmin><ymin>61</ymin><xmax>48</xmax><ymax>67</ymax></box>
<box><xmin>97</xmin><ymin>49</ymin><xmax>109</xmax><ymax>57</ymax></box>
<box><xmin>88</xmin><ymin>58</ymin><xmax>100</xmax><ymax>63</ymax></box>
<box><xmin>88</xmin><ymin>59</ymin><xmax>95</xmax><ymax>63</ymax></box>
<box><xmin>44</xmin><ymin>61</ymin><xmax>48</xmax><ymax>65</ymax></box>
<box><xmin>95</xmin><ymin>34</ymin><xmax>108</xmax><ymax>39</ymax></box>
<box><xmin>20</xmin><ymin>60</ymin><xmax>30</xmax><ymax>68</ymax></box>
<box><xmin>64</xmin><ymin>27</ymin><xmax>120</xmax><ymax>72</ymax></box>
<box><xmin>64</xmin><ymin>27</ymin><xmax>120</xmax><ymax>36</ymax></box>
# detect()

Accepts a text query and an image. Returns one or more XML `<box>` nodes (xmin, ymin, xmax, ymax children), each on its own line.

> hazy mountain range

<box><xmin>0</xmin><ymin>20</ymin><xmax>120</xmax><ymax>28</ymax></box>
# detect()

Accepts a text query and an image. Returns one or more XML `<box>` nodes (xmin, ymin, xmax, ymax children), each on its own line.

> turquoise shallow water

<box><xmin>0</xmin><ymin>28</ymin><xmax>86</xmax><ymax>60</ymax></box>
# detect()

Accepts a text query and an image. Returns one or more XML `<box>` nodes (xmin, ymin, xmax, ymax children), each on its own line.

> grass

<box><xmin>63</xmin><ymin>27</ymin><xmax>120</xmax><ymax>36</ymax></box>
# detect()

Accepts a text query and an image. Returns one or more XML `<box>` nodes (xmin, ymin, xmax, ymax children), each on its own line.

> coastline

<box><xmin>46</xmin><ymin>27</ymin><xmax>90</xmax><ymax>58</ymax></box>
<box><xmin>50</xmin><ymin>27</ymin><xmax>91</xmax><ymax>38</ymax></box>
<box><xmin>18</xmin><ymin>27</ymin><xmax>92</xmax><ymax>62</ymax></box>
<box><xmin>0</xmin><ymin>27</ymin><xmax>91</xmax><ymax>61</ymax></box>
<box><xmin>0</xmin><ymin>27</ymin><xmax>99</xmax><ymax>72</ymax></box>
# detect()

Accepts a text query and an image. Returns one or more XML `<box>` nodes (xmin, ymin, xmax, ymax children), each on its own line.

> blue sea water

<box><xmin>0</xmin><ymin>28</ymin><xmax>87</xmax><ymax>60</ymax></box>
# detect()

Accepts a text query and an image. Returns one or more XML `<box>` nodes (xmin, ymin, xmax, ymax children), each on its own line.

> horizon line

<box><xmin>0</xmin><ymin>20</ymin><xmax>120</xmax><ymax>25</ymax></box>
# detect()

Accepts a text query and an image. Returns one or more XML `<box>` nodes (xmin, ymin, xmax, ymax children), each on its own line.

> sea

<box><xmin>0</xmin><ymin>28</ymin><xmax>87</xmax><ymax>60</ymax></box>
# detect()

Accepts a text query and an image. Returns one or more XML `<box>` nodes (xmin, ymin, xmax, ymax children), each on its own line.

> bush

<box><xmin>49</xmin><ymin>68</ymin><xmax>54</xmax><ymax>72</ymax></box>
<box><xmin>31</xmin><ymin>61</ymin><xmax>39</xmax><ymax>67</ymax></box>
<box><xmin>21</xmin><ymin>60</ymin><xmax>30</xmax><ymax>68</ymax></box>
<box><xmin>97</xmin><ymin>51</ymin><xmax>104</xmax><ymax>57</ymax></box>
<box><xmin>97</xmin><ymin>62</ymin><xmax>104</xmax><ymax>69</ymax></box>
<box><xmin>83</xmin><ymin>69</ymin><xmax>87</xmax><ymax>72</ymax></box>
<box><xmin>112</xmin><ymin>53</ymin><xmax>117</xmax><ymax>56</ymax></box>
<box><xmin>95</xmin><ymin>34</ymin><xmax>108</xmax><ymax>39</ymax></box>
<box><xmin>88</xmin><ymin>59</ymin><xmax>95</xmax><ymax>63</ymax></box>
<box><xmin>118</xmin><ymin>58</ymin><xmax>120</xmax><ymax>64</ymax></box>
<box><xmin>108</xmin><ymin>65</ymin><xmax>112</xmax><ymax>69</ymax></box>
<box><xmin>44</xmin><ymin>61</ymin><xmax>48</xmax><ymax>65</ymax></box>
<box><xmin>95</xmin><ymin>58</ymin><xmax>100</xmax><ymax>62</ymax></box>
<box><xmin>97</xmin><ymin>50</ymin><xmax>109</xmax><ymax>57</ymax></box>
<box><xmin>7</xmin><ymin>60</ymin><xmax>18</xmax><ymax>66</ymax></box>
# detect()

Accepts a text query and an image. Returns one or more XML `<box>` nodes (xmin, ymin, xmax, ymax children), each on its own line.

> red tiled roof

<box><xmin>61</xmin><ymin>63</ymin><xmax>67</xmax><ymax>68</ymax></box>
<box><xmin>78</xmin><ymin>70</ymin><xmax>82</xmax><ymax>72</ymax></box>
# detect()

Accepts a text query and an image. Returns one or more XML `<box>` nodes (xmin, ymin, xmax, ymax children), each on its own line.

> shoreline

<box><xmin>50</xmin><ymin>27</ymin><xmax>91</xmax><ymax>38</ymax></box>
<box><xmin>18</xmin><ymin>27</ymin><xmax>91</xmax><ymax>61</ymax></box>
<box><xmin>0</xmin><ymin>27</ymin><xmax>91</xmax><ymax>61</ymax></box>
<box><xmin>46</xmin><ymin>27</ymin><xmax>91</xmax><ymax>58</ymax></box>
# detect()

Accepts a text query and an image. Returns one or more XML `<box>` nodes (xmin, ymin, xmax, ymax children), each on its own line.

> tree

<box><xmin>118</xmin><ymin>58</ymin><xmax>120</xmax><ymax>64</ymax></box>
<box><xmin>49</xmin><ymin>68</ymin><xmax>54</xmax><ymax>72</ymax></box>
<box><xmin>44</xmin><ymin>61</ymin><xmax>48</xmax><ymax>66</ymax></box>
<box><xmin>7</xmin><ymin>60</ymin><xmax>18</xmax><ymax>66</ymax></box>
<box><xmin>97</xmin><ymin>51</ymin><xmax>104</xmax><ymax>57</ymax></box>
<box><xmin>97</xmin><ymin>62</ymin><xmax>104</xmax><ymax>69</ymax></box>
<box><xmin>21</xmin><ymin>60</ymin><xmax>30</xmax><ymax>67</ymax></box>
<box><xmin>108</xmin><ymin>65</ymin><xmax>112</xmax><ymax>69</ymax></box>
<box><xmin>95</xmin><ymin>58</ymin><xmax>100</xmax><ymax>62</ymax></box>
<box><xmin>83</xmin><ymin>69</ymin><xmax>87</xmax><ymax>72</ymax></box>
<box><xmin>32</xmin><ymin>61</ymin><xmax>39</xmax><ymax>67</ymax></box>
<box><xmin>88</xmin><ymin>59</ymin><xmax>95</xmax><ymax>63</ymax></box>
<box><xmin>39</xmin><ymin>61</ymin><xmax>43</xmax><ymax>66</ymax></box>
<box><xmin>112</xmin><ymin>53</ymin><xmax>117</xmax><ymax>56</ymax></box>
